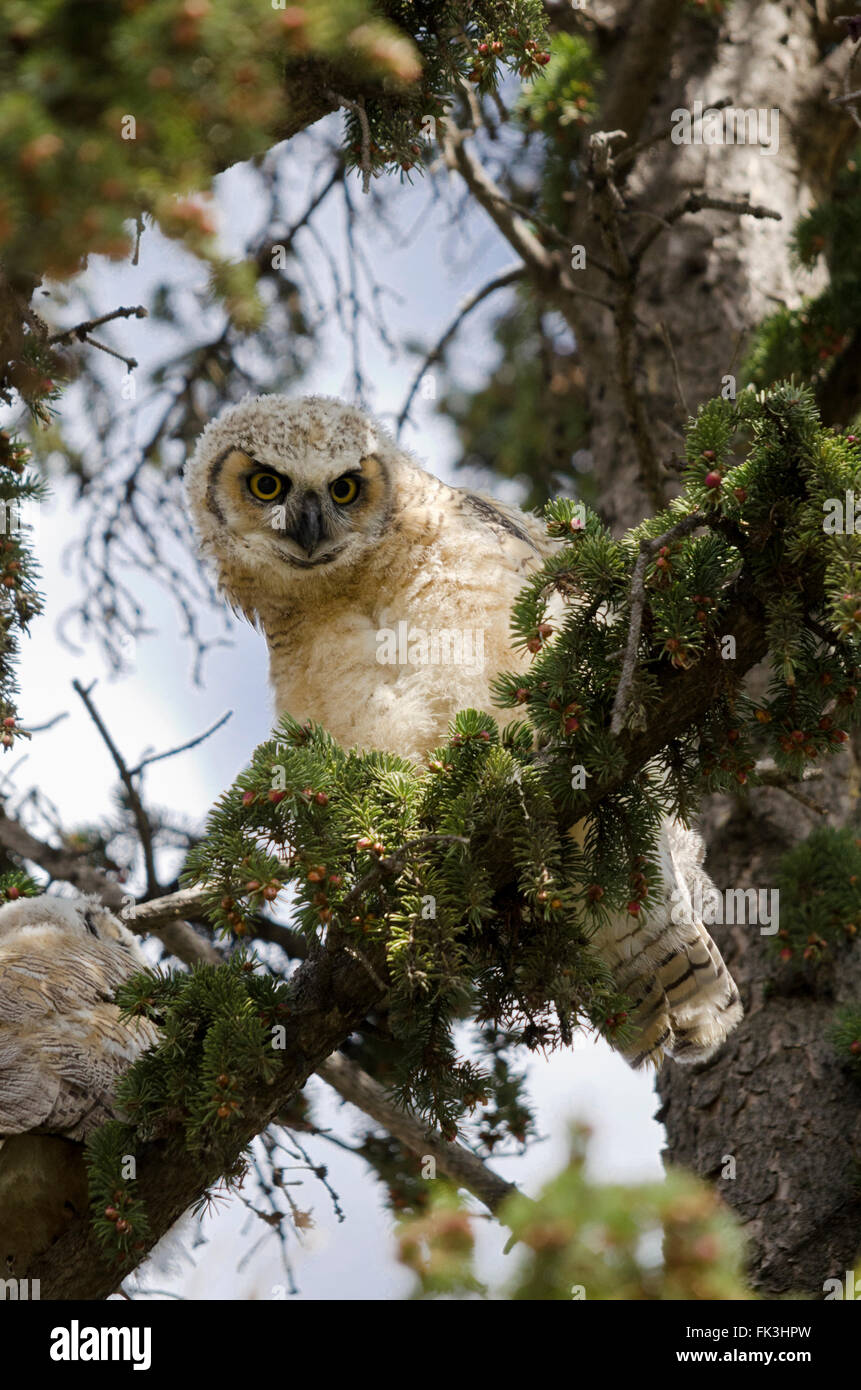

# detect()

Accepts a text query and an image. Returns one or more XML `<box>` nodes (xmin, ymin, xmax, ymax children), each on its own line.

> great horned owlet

<box><xmin>186</xmin><ymin>394</ymin><xmax>742</xmax><ymax>1069</ymax></box>
<box><xmin>0</xmin><ymin>895</ymin><xmax>158</xmax><ymax>1273</ymax></box>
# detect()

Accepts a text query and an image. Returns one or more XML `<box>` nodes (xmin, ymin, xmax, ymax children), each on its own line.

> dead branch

<box><xmin>318</xmin><ymin>1051</ymin><xmax>522</xmax><ymax>1217</ymax></box>
<box><xmin>397</xmin><ymin>264</ymin><xmax>526</xmax><ymax>434</ymax></box>
<box><xmin>72</xmin><ymin>679</ymin><xmax>160</xmax><ymax>894</ymax></box>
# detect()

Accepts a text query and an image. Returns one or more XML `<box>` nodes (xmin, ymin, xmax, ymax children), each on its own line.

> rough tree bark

<box><xmin>565</xmin><ymin>0</ymin><xmax>861</xmax><ymax>1294</ymax></box>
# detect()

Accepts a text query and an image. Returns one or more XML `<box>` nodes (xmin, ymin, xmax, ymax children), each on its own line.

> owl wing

<box><xmin>458</xmin><ymin>490</ymin><xmax>569</xmax><ymax>633</ymax></box>
<box><xmin>461</xmin><ymin>491</ymin><xmax>551</xmax><ymax>552</ymax></box>
<box><xmin>589</xmin><ymin>820</ymin><xmax>743</xmax><ymax>1067</ymax></box>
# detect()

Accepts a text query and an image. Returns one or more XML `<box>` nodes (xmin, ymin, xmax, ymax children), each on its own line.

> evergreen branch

<box><xmin>29</xmin><ymin>935</ymin><xmax>391</xmax><ymax>1298</ymax></box>
<box><xmin>610</xmin><ymin>513</ymin><xmax>705</xmax><ymax>735</ymax></box>
<box><xmin>318</xmin><ymin>1051</ymin><xmax>522</xmax><ymax>1217</ymax></box>
<box><xmin>326</xmin><ymin>90</ymin><xmax>372</xmax><ymax>193</ymax></box>
<box><xmin>578</xmin><ymin>574</ymin><xmax>770</xmax><ymax>811</ymax></box>
<box><xmin>133</xmin><ymin>892</ymin><xmax>518</xmax><ymax>1222</ymax></box>
<box><xmin>334</xmin><ymin>833</ymin><xmax>470</xmax><ymax>921</ymax></box>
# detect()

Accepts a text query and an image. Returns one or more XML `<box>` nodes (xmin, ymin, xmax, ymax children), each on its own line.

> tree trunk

<box><xmin>573</xmin><ymin>0</ymin><xmax>861</xmax><ymax>1293</ymax></box>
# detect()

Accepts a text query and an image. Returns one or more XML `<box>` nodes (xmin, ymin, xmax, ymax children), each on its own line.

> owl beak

<box><xmin>292</xmin><ymin>492</ymin><xmax>324</xmax><ymax>556</ymax></box>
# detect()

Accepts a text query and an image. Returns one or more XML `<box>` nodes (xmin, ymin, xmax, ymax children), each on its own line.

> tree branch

<box><xmin>72</xmin><ymin>679</ymin><xmax>160</xmax><ymax>895</ymax></box>
<box><xmin>610</xmin><ymin>512</ymin><xmax>706</xmax><ymax>734</ymax></box>
<box><xmin>30</xmin><ymin>934</ymin><xmax>390</xmax><ymax>1298</ymax></box>
<box><xmin>397</xmin><ymin>265</ymin><xmax>526</xmax><ymax>434</ymax></box>
<box><xmin>126</xmin><ymin>711</ymin><xmax>232</xmax><ymax>778</ymax></box>
<box><xmin>631</xmin><ymin>190</ymin><xmax>782</xmax><ymax>266</ymax></box>
<box><xmin>0</xmin><ymin>808</ymin><xmax>220</xmax><ymax>964</ymax></box>
<box><xmin>48</xmin><ymin>305</ymin><xmax>148</xmax><ymax>345</ymax></box>
<box><xmin>317</xmin><ymin>1052</ymin><xmax>521</xmax><ymax>1217</ymax></box>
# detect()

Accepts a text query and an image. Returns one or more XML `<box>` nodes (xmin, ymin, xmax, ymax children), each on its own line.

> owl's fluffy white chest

<box><xmin>264</xmin><ymin>531</ymin><xmax>535</xmax><ymax>762</ymax></box>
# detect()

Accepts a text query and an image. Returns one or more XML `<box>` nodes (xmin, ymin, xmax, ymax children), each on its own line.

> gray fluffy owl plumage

<box><xmin>0</xmin><ymin>895</ymin><xmax>157</xmax><ymax>1272</ymax></box>
<box><xmin>186</xmin><ymin>393</ymin><xmax>742</xmax><ymax>1069</ymax></box>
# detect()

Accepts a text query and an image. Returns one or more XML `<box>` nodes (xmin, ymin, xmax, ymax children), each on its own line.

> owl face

<box><xmin>186</xmin><ymin>394</ymin><xmax>400</xmax><ymax>615</ymax></box>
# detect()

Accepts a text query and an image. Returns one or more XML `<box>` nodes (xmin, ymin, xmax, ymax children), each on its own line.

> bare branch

<box><xmin>632</xmin><ymin>191</ymin><xmax>781</xmax><ymax>266</ymax></box>
<box><xmin>397</xmin><ymin>265</ymin><xmax>526</xmax><ymax>434</ymax></box>
<box><xmin>318</xmin><ymin>1051</ymin><xmax>522</xmax><ymax>1217</ymax></box>
<box><xmin>326</xmin><ymin>90</ymin><xmax>372</xmax><ymax>193</ymax></box>
<box><xmin>832</xmin><ymin>30</ymin><xmax>861</xmax><ymax>130</ymax></box>
<box><xmin>441</xmin><ymin>120</ymin><xmax>559</xmax><ymax>279</ymax></box>
<box><xmin>0</xmin><ymin>808</ymin><xmax>219</xmax><ymax>964</ymax></box>
<box><xmin>660</xmin><ymin>320</ymin><xmax>690</xmax><ymax>420</ymax></box>
<box><xmin>48</xmin><ymin>305</ymin><xmax>148</xmax><ymax>345</ymax></box>
<box><xmin>72</xmin><ymin>679</ymin><xmax>160</xmax><ymax>895</ymax></box>
<box><xmin>127</xmin><ymin>710</ymin><xmax>232</xmax><ymax>778</ymax></box>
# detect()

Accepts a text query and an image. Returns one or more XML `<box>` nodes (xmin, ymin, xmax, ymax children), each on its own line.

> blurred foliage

<box><xmin>0</xmin><ymin>0</ymin><xmax>548</xmax><ymax>292</ymax></box>
<box><xmin>830</xmin><ymin>1004</ymin><xmax>861</xmax><ymax>1078</ymax></box>
<box><xmin>516</xmin><ymin>31</ymin><xmax>600</xmax><ymax>226</ymax></box>
<box><xmin>397</xmin><ymin>1127</ymin><xmax>751</xmax><ymax>1300</ymax></box>
<box><xmin>438</xmin><ymin>296</ymin><xmax>590</xmax><ymax>511</ymax></box>
<box><xmin>744</xmin><ymin>150</ymin><xmax>861</xmax><ymax>411</ymax></box>
<box><xmin>769</xmin><ymin>825</ymin><xmax>861</xmax><ymax>974</ymax></box>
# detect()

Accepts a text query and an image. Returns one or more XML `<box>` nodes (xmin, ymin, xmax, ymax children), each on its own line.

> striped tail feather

<box><xmin>588</xmin><ymin>820</ymin><xmax>743</xmax><ymax>1069</ymax></box>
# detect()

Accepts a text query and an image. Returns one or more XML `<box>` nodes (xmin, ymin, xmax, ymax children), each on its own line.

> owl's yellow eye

<box><xmin>248</xmin><ymin>470</ymin><xmax>286</xmax><ymax>502</ymax></box>
<box><xmin>329</xmin><ymin>474</ymin><xmax>360</xmax><ymax>506</ymax></box>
